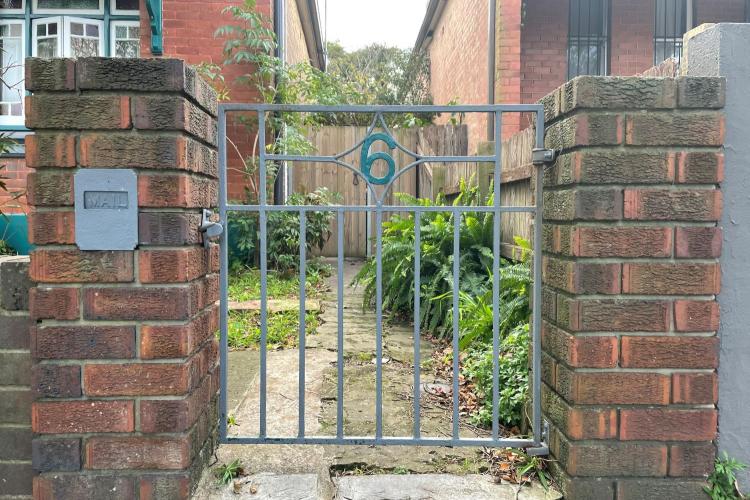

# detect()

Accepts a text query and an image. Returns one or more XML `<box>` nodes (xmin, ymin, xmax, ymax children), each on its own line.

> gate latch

<box><xmin>200</xmin><ymin>209</ymin><xmax>224</xmax><ymax>248</ymax></box>
<box><xmin>532</xmin><ymin>148</ymin><xmax>557</xmax><ymax>166</ymax></box>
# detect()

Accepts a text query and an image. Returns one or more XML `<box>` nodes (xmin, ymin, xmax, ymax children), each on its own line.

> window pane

<box><xmin>37</xmin><ymin>37</ymin><xmax>58</xmax><ymax>57</ymax></box>
<box><xmin>0</xmin><ymin>0</ymin><xmax>23</xmax><ymax>10</ymax></box>
<box><xmin>36</xmin><ymin>23</ymin><xmax>46</xmax><ymax>36</ymax></box>
<box><xmin>48</xmin><ymin>22</ymin><xmax>57</xmax><ymax>35</ymax></box>
<box><xmin>128</xmin><ymin>25</ymin><xmax>138</xmax><ymax>38</ymax></box>
<box><xmin>115</xmin><ymin>0</ymin><xmax>138</xmax><ymax>10</ymax></box>
<box><xmin>70</xmin><ymin>22</ymin><xmax>83</xmax><ymax>36</ymax></box>
<box><xmin>85</xmin><ymin>23</ymin><xmax>98</xmax><ymax>36</ymax></box>
<box><xmin>36</xmin><ymin>0</ymin><xmax>99</xmax><ymax>9</ymax></box>
<box><xmin>568</xmin><ymin>0</ymin><xmax>609</xmax><ymax>78</ymax></box>
<box><xmin>0</xmin><ymin>27</ymin><xmax>23</xmax><ymax>116</ymax></box>
<box><xmin>115</xmin><ymin>39</ymin><xmax>138</xmax><ymax>58</ymax></box>
<box><xmin>115</xmin><ymin>25</ymin><xmax>127</xmax><ymax>38</ymax></box>
<box><xmin>70</xmin><ymin>36</ymin><xmax>98</xmax><ymax>57</ymax></box>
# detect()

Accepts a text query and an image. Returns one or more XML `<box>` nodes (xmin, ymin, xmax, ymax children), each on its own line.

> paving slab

<box><xmin>195</xmin><ymin>473</ymin><xmax>323</xmax><ymax>500</ymax></box>
<box><xmin>334</xmin><ymin>474</ymin><xmax>560</xmax><ymax>500</ymax></box>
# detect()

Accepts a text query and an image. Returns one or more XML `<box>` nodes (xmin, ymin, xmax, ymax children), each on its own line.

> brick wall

<box><xmin>24</xmin><ymin>58</ymin><xmax>219</xmax><ymax>500</ymax></box>
<box><xmin>541</xmin><ymin>75</ymin><xmax>724</xmax><ymax>499</ymax></box>
<box><xmin>427</xmin><ymin>0</ymin><xmax>489</xmax><ymax>153</ymax></box>
<box><xmin>0</xmin><ymin>256</ymin><xmax>33</xmax><ymax>498</ymax></box>
<box><xmin>520</xmin><ymin>0</ymin><xmax>568</xmax><ymax>105</ymax></box>
<box><xmin>286</xmin><ymin>0</ymin><xmax>310</xmax><ymax>65</ymax></box>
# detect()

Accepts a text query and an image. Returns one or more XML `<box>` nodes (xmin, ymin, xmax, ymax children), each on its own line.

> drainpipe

<box><xmin>273</xmin><ymin>0</ymin><xmax>286</xmax><ymax>205</ymax></box>
<box><xmin>487</xmin><ymin>0</ymin><xmax>496</xmax><ymax>141</ymax></box>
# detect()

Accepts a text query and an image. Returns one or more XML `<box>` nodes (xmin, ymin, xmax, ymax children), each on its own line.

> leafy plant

<box><xmin>462</xmin><ymin>323</ymin><xmax>530</xmax><ymax>428</ymax></box>
<box><xmin>215</xmin><ymin>459</ymin><xmax>244</xmax><ymax>484</ymax></box>
<box><xmin>705</xmin><ymin>452</ymin><xmax>747</xmax><ymax>500</ymax></box>
<box><xmin>267</xmin><ymin>188</ymin><xmax>339</xmax><ymax>272</ymax></box>
<box><xmin>227</xmin><ymin>309</ymin><xmax>320</xmax><ymax>350</ymax></box>
<box><xmin>353</xmin><ymin>179</ymin><xmax>517</xmax><ymax>339</ymax></box>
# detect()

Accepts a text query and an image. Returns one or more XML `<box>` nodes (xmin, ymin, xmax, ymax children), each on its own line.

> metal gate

<box><xmin>217</xmin><ymin>104</ymin><xmax>551</xmax><ymax>453</ymax></box>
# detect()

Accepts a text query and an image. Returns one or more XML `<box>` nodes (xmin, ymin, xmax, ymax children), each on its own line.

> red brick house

<box><xmin>0</xmin><ymin>0</ymin><xmax>325</xmax><ymax>215</ymax></box>
<box><xmin>416</xmin><ymin>0</ymin><xmax>749</xmax><ymax>149</ymax></box>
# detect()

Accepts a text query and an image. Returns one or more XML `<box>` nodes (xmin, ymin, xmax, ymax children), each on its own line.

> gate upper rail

<box><xmin>217</xmin><ymin>104</ymin><xmax>548</xmax><ymax>453</ymax></box>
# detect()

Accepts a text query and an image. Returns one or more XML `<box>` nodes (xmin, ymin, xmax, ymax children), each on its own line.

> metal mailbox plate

<box><xmin>74</xmin><ymin>169</ymin><xmax>138</xmax><ymax>251</ymax></box>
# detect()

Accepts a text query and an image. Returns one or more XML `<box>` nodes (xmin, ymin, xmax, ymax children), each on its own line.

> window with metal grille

<box><xmin>654</xmin><ymin>0</ymin><xmax>692</xmax><ymax>65</ymax></box>
<box><xmin>567</xmin><ymin>0</ymin><xmax>610</xmax><ymax>79</ymax></box>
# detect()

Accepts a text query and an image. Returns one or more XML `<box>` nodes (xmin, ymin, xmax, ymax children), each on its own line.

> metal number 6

<box><xmin>360</xmin><ymin>132</ymin><xmax>396</xmax><ymax>185</ymax></box>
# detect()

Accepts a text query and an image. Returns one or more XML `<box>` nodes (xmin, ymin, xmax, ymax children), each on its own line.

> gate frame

<box><xmin>216</xmin><ymin>104</ymin><xmax>550</xmax><ymax>454</ymax></box>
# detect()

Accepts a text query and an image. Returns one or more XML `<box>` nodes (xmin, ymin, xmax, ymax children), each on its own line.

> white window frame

<box><xmin>32</xmin><ymin>0</ymin><xmax>104</xmax><ymax>15</ymax></box>
<box><xmin>63</xmin><ymin>16</ymin><xmax>104</xmax><ymax>57</ymax></box>
<box><xmin>31</xmin><ymin>16</ymin><xmax>62</xmax><ymax>57</ymax></box>
<box><xmin>110</xmin><ymin>19</ymin><xmax>139</xmax><ymax>57</ymax></box>
<box><xmin>0</xmin><ymin>20</ymin><xmax>25</xmax><ymax>126</ymax></box>
<box><xmin>110</xmin><ymin>0</ymin><xmax>138</xmax><ymax>15</ymax></box>
<box><xmin>0</xmin><ymin>0</ymin><xmax>26</xmax><ymax>14</ymax></box>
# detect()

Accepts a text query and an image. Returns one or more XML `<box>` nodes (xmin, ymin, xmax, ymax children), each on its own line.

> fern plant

<box><xmin>353</xmin><ymin>179</ymin><xmax>525</xmax><ymax>339</ymax></box>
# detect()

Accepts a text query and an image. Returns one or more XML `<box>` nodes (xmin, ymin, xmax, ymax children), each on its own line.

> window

<box><xmin>654</xmin><ymin>0</ymin><xmax>693</xmax><ymax>65</ymax></box>
<box><xmin>0</xmin><ymin>21</ymin><xmax>24</xmax><ymax>125</ymax></box>
<box><xmin>567</xmin><ymin>0</ymin><xmax>610</xmax><ymax>79</ymax></box>
<box><xmin>0</xmin><ymin>0</ymin><xmax>140</xmax><ymax>127</ymax></box>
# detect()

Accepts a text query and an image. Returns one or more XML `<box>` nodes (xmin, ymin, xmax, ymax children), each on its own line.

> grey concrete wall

<box><xmin>685</xmin><ymin>23</ymin><xmax>750</xmax><ymax>488</ymax></box>
<box><xmin>0</xmin><ymin>255</ymin><xmax>33</xmax><ymax>498</ymax></box>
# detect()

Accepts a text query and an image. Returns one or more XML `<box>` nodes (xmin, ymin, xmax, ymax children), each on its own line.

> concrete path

<box><xmin>194</xmin><ymin>260</ymin><xmax>560</xmax><ymax>499</ymax></box>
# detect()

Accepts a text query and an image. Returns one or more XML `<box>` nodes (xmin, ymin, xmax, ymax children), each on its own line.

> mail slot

<box><xmin>74</xmin><ymin>169</ymin><xmax>138</xmax><ymax>251</ymax></box>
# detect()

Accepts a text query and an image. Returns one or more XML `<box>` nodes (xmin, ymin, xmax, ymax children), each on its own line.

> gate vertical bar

<box><xmin>337</xmin><ymin>211</ymin><xmax>345</xmax><ymax>439</ymax></box>
<box><xmin>299</xmin><ymin>209</ymin><xmax>307</xmax><ymax>438</ymax></box>
<box><xmin>532</xmin><ymin>108</ymin><xmax>545</xmax><ymax>443</ymax></box>
<box><xmin>375</xmin><ymin>206</ymin><xmax>384</xmax><ymax>440</ymax></box>
<box><xmin>413</xmin><ymin>210</ymin><xmax>421</xmax><ymax>439</ymax></box>
<box><xmin>452</xmin><ymin>214</ymin><xmax>460</xmax><ymax>439</ymax></box>
<box><xmin>492</xmin><ymin>111</ymin><xmax>502</xmax><ymax>440</ymax></box>
<box><xmin>218</xmin><ymin>107</ymin><xmax>229</xmax><ymax>442</ymax></box>
<box><xmin>259</xmin><ymin>111</ymin><xmax>268</xmax><ymax>438</ymax></box>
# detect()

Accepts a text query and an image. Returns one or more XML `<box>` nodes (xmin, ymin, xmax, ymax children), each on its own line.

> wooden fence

<box><xmin>290</xmin><ymin>123</ymin><xmax>534</xmax><ymax>258</ymax></box>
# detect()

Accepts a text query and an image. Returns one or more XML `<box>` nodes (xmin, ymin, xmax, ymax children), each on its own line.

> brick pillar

<box><xmin>25</xmin><ymin>57</ymin><xmax>219</xmax><ymax>500</ymax></box>
<box><xmin>540</xmin><ymin>76</ymin><xmax>725</xmax><ymax>499</ymax></box>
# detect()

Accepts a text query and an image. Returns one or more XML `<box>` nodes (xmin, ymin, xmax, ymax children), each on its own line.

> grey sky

<box><xmin>319</xmin><ymin>0</ymin><xmax>430</xmax><ymax>51</ymax></box>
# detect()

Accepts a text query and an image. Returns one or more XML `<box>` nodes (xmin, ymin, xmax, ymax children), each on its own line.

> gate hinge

<box><xmin>200</xmin><ymin>209</ymin><xmax>224</xmax><ymax>248</ymax></box>
<box><xmin>532</xmin><ymin>148</ymin><xmax>557</xmax><ymax>166</ymax></box>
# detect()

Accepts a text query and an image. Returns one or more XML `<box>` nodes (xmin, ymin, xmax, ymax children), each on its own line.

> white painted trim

<box><xmin>0</xmin><ymin>0</ymin><xmax>25</xmax><ymax>14</ymax></box>
<box><xmin>32</xmin><ymin>0</ymin><xmax>104</xmax><ymax>15</ymax></box>
<box><xmin>0</xmin><ymin>19</ymin><xmax>24</xmax><ymax>127</ymax></box>
<box><xmin>31</xmin><ymin>16</ymin><xmax>62</xmax><ymax>57</ymax></box>
<box><xmin>110</xmin><ymin>19</ymin><xmax>139</xmax><ymax>57</ymax></box>
<box><xmin>64</xmin><ymin>16</ymin><xmax>104</xmax><ymax>57</ymax></box>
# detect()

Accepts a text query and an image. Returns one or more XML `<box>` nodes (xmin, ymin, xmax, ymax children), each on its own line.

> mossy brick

<box><xmin>183</xmin><ymin>64</ymin><xmax>219</xmax><ymax>117</ymax></box>
<box><xmin>556</xmin><ymin>434</ymin><xmax>668</xmax><ymax>477</ymax></box>
<box><xmin>28</xmin><ymin>211</ymin><xmax>75</xmax><ymax>245</ymax></box>
<box><xmin>76</xmin><ymin>57</ymin><xmax>185</xmax><ymax>92</ymax></box>
<box><xmin>547</xmin><ymin>150</ymin><xmax>674</xmax><ymax>186</ymax></box>
<box><xmin>26</xmin><ymin>170</ymin><xmax>74</xmax><ymax>206</ymax></box>
<box><xmin>624</xmin><ymin>188</ymin><xmax>722</xmax><ymax>221</ymax></box>
<box><xmin>33</xmin><ymin>474</ymin><xmax>136</xmax><ymax>499</ymax></box>
<box><xmin>561</xmin><ymin>76</ymin><xmax>678</xmax><ymax>112</ymax></box>
<box><xmin>0</xmin><ymin>256</ymin><xmax>31</xmax><ymax>311</ymax></box>
<box><xmin>677</xmin><ymin>151</ymin><xmax>724</xmax><ymax>184</ymax></box>
<box><xmin>26</xmin><ymin>95</ymin><xmax>130</xmax><ymax>130</ymax></box>
<box><xmin>543</xmin><ymin>188</ymin><xmax>623</xmax><ymax>221</ymax></box>
<box><xmin>625</xmin><ymin>111</ymin><xmax>724</xmax><ymax>146</ymax></box>
<box><xmin>558</xmin><ymin>298</ymin><xmax>670</xmax><ymax>332</ymax></box>
<box><xmin>616</xmin><ymin>479</ymin><xmax>708</xmax><ymax>500</ymax></box>
<box><xmin>133</xmin><ymin>96</ymin><xmax>218</xmax><ymax>145</ymax></box>
<box><xmin>138</xmin><ymin>174</ymin><xmax>218</xmax><ymax>208</ymax></box>
<box><xmin>542</xmin><ymin>385</ymin><xmax>617</xmax><ymax>440</ymax></box>
<box><xmin>0</xmin><ymin>427</ymin><xmax>32</xmax><ymax>461</ymax></box>
<box><xmin>25</xmin><ymin>133</ymin><xmax>77</xmax><ymax>168</ymax></box>
<box><xmin>542</xmin><ymin>321</ymin><xmax>618</xmax><ymax>368</ymax></box>
<box><xmin>25</xmin><ymin>58</ymin><xmax>75</xmax><ymax>91</ymax></box>
<box><xmin>32</xmin><ymin>438</ymin><xmax>81</xmax><ymax>472</ymax></box>
<box><xmin>0</xmin><ymin>389</ymin><xmax>33</xmax><ymax>424</ymax></box>
<box><xmin>556</xmin><ymin>365</ymin><xmax>670</xmax><ymax>405</ymax></box>
<box><xmin>79</xmin><ymin>133</ymin><xmax>217</xmax><ymax>177</ymax></box>
<box><xmin>621</xmin><ymin>336</ymin><xmax>719</xmax><ymax>369</ymax></box>
<box><xmin>545</xmin><ymin>113</ymin><xmax>623</xmax><ymax>150</ymax></box>
<box><xmin>677</xmin><ymin>77</ymin><xmax>726</xmax><ymax>108</ymax></box>
<box><xmin>84</xmin><ymin>436</ymin><xmax>191</xmax><ymax>470</ymax></box>
<box><xmin>543</xmin><ymin>257</ymin><xmax>621</xmax><ymax>295</ymax></box>
<box><xmin>139</xmin><ymin>474</ymin><xmax>191</xmax><ymax>500</ymax></box>
<box><xmin>0</xmin><ymin>351</ymin><xmax>31</xmax><ymax>385</ymax></box>
<box><xmin>669</xmin><ymin>443</ymin><xmax>716</xmax><ymax>477</ymax></box>
<box><xmin>139</xmin><ymin>212</ymin><xmax>204</xmax><ymax>246</ymax></box>
<box><xmin>0</xmin><ymin>314</ymin><xmax>30</xmax><ymax>351</ymax></box>
<box><xmin>0</xmin><ymin>463</ymin><xmax>35</xmax><ymax>497</ymax></box>
<box><xmin>32</xmin><ymin>400</ymin><xmax>134</xmax><ymax>434</ymax></box>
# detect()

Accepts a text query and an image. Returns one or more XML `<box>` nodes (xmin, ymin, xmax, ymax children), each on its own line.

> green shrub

<box><xmin>462</xmin><ymin>323</ymin><xmax>530</xmax><ymax>428</ymax></box>
<box><xmin>228</xmin><ymin>187</ymin><xmax>339</xmax><ymax>272</ymax></box>
<box><xmin>353</xmin><ymin>180</ymin><xmax>501</xmax><ymax>338</ymax></box>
